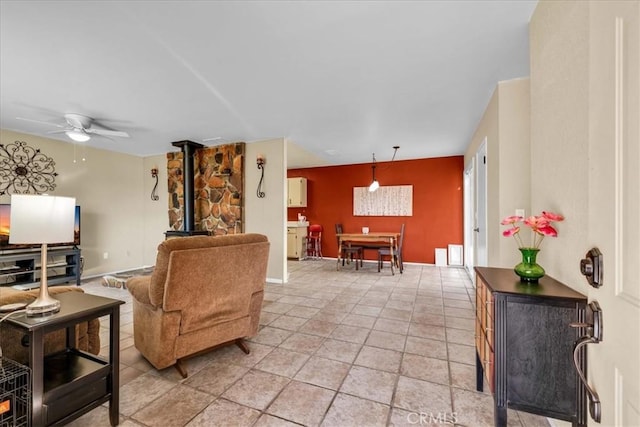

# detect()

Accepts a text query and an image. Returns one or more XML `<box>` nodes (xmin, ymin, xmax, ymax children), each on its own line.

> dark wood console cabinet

<box><xmin>474</xmin><ymin>267</ymin><xmax>588</xmax><ymax>426</ymax></box>
<box><xmin>0</xmin><ymin>247</ymin><xmax>81</xmax><ymax>290</ymax></box>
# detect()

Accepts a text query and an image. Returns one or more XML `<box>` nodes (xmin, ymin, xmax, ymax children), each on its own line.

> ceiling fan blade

<box><xmin>46</xmin><ymin>129</ymin><xmax>70</xmax><ymax>135</ymax></box>
<box><xmin>15</xmin><ymin>117</ymin><xmax>65</xmax><ymax>128</ymax></box>
<box><xmin>87</xmin><ymin>128</ymin><xmax>129</xmax><ymax>138</ymax></box>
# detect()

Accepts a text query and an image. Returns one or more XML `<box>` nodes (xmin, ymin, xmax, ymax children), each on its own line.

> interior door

<box><xmin>587</xmin><ymin>3</ymin><xmax>640</xmax><ymax>425</ymax></box>
<box><xmin>463</xmin><ymin>160</ymin><xmax>475</xmax><ymax>277</ymax></box>
<box><xmin>475</xmin><ymin>139</ymin><xmax>488</xmax><ymax>267</ymax></box>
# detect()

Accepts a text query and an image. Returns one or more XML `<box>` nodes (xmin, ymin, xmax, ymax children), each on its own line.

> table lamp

<box><xmin>9</xmin><ymin>194</ymin><xmax>76</xmax><ymax>317</ymax></box>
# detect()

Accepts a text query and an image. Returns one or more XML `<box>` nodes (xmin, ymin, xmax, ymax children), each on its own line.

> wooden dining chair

<box><xmin>335</xmin><ymin>224</ymin><xmax>363</xmax><ymax>269</ymax></box>
<box><xmin>378</xmin><ymin>223</ymin><xmax>405</xmax><ymax>273</ymax></box>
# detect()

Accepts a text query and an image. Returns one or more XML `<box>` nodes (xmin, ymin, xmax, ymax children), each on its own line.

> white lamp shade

<box><xmin>368</xmin><ymin>180</ymin><xmax>380</xmax><ymax>192</ymax></box>
<box><xmin>9</xmin><ymin>195</ymin><xmax>76</xmax><ymax>244</ymax></box>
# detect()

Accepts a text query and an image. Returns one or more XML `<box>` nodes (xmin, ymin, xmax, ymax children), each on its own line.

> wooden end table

<box><xmin>5</xmin><ymin>292</ymin><xmax>124</xmax><ymax>426</ymax></box>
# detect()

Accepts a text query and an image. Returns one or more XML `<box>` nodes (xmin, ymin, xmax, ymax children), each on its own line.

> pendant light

<box><xmin>368</xmin><ymin>146</ymin><xmax>399</xmax><ymax>192</ymax></box>
<box><xmin>368</xmin><ymin>153</ymin><xmax>379</xmax><ymax>192</ymax></box>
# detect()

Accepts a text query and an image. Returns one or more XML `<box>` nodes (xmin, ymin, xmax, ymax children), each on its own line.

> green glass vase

<box><xmin>514</xmin><ymin>247</ymin><xmax>545</xmax><ymax>283</ymax></box>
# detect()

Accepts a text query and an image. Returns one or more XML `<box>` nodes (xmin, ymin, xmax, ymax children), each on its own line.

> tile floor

<box><xmin>68</xmin><ymin>260</ymin><xmax>550</xmax><ymax>427</ymax></box>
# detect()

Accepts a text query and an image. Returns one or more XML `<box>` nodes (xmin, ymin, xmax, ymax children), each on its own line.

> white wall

<box><xmin>0</xmin><ymin>129</ymin><xmax>146</xmax><ymax>277</ymax></box>
<box><xmin>530</xmin><ymin>1</ymin><xmax>590</xmax><ymax>286</ymax></box>
<box><xmin>244</xmin><ymin>138</ymin><xmax>287</xmax><ymax>283</ymax></box>
<box><xmin>142</xmin><ymin>154</ymin><xmax>172</xmax><ymax>266</ymax></box>
<box><xmin>465</xmin><ymin>78</ymin><xmax>531</xmax><ymax>268</ymax></box>
<box><xmin>497</xmin><ymin>78</ymin><xmax>531</xmax><ymax>266</ymax></box>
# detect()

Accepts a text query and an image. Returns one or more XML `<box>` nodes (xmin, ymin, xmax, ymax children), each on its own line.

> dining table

<box><xmin>336</xmin><ymin>232</ymin><xmax>400</xmax><ymax>274</ymax></box>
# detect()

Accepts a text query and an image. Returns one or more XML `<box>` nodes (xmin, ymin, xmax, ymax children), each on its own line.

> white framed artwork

<box><xmin>353</xmin><ymin>185</ymin><xmax>413</xmax><ymax>216</ymax></box>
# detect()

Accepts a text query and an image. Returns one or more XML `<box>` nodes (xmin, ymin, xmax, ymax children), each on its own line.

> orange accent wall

<box><xmin>288</xmin><ymin>156</ymin><xmax>464</xmax><ymax>264</ymax></box>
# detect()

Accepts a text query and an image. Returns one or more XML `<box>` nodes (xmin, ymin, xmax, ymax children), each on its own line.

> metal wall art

<box><xmin>0</xmin><ymin>141</ymin><xmax>58</xmax><ymax>195</ymax></box>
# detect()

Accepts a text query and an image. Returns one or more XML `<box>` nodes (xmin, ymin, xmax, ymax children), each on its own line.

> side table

<box><xmin>5</xmin><ymin>292</ymin><xmax>124</xmax><ymax>426</ymax></box>
<box><xmin>474</xmin><ymin>267</ymin><xmax>587</xmax><ymax>426</ymax></box>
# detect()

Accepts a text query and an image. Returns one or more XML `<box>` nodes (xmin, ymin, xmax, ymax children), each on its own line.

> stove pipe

<box><xmin>167</xmin><ymin>140</ymin><xmax>206</xmax><ymax>237</ymax></box>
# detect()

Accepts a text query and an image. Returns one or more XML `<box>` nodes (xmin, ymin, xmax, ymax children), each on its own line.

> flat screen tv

<box><xmin>0</xmin><ymin>204</ymin><xmax>81</xmax><ymax>249</ymax></box>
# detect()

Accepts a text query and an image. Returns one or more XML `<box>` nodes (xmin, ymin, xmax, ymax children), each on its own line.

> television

<box><xmin>0</xmin><ymin>204</ymin><xmax>81</xmax><ymax>249</ymax></box>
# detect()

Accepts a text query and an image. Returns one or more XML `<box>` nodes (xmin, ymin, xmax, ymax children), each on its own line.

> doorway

<box><xmin>475</xmin><ymin>139</ymin><xmax>488</xmax><ymax>268</ymax></box>
<box><xmin>463</xmin><ymin>159</ymin><xmax>475</xmax><ymax>278</ymax></box>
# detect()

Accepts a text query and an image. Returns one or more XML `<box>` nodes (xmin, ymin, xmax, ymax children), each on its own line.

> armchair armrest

<box><xmin>126</xmin><ymin>275</ymin><xmax>155</xmax><ymax>307</ymax></box>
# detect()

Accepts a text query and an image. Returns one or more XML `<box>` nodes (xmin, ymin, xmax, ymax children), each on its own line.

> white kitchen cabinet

<box><xmin>287</xmin><ymin>223</ymin><xmax>308</xmax><ymax>260</ymax></box>
<box><xmin>287</xmin><ymin>177</ymin><xmax>307</xmax><ymax>207</ymax></box>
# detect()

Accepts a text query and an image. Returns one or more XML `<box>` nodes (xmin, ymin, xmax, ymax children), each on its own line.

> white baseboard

<box><xmin>82</xmin><ymin>265</ymin><xmax>154</xmax><ymax>281</ymax></box>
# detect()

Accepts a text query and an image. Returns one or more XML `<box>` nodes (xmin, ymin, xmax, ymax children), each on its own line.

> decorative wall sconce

<box><xmin>151</xmin><ymin>167</ymin><xmax>159</xmax><ymax>201</ymax></box>
<box><xmin>256</xmin><ymin>154</ymin><xmax>266</xmax><ymax>198</ymax></box>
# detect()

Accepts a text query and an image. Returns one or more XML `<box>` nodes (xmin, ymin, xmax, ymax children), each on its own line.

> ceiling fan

<box><xmin>16</xmin><ymin>113</ymin><xmax>130</xmax><ymax>142</ymax></box>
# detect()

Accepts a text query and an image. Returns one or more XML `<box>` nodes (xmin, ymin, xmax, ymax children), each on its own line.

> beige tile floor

<box><xmin>68</xmin><ymin>260</ymin><xmax>550</xmax><ymax>427</ymax></box>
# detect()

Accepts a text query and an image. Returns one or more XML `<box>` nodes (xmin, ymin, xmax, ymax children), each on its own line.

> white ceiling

<box><xmin>0</xmin><ymin>1</ymin><xmax>537</xmax><ymax>168</ymax></box>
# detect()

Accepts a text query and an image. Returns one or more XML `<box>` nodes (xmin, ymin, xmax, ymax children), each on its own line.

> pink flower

<box><xmin>524</xmin><ymin>215</ymin><xmax>549</xmax><ymax>231</ymax></box>
<box><xmin>500</xmin><ymin>215</ymin><xmax>523</xmax><ymax>225</ymax></box>
<box><xmin>538</xmin><ymin>225</ymin><xmax>558</xmax><ymax>237</ymax></box>
<box><xmin>501</xmin><ymin>211</ymin><xmax>564</xmax><ymax>249</ymax></box>
<box><xmin>503</xmin><ymin>227</ymin><xmax>520</xmax><ymax>237</ymax></box>
<box><xmin>542</xmin><ymin>211</ymin><xmax>565</xmax><ymax>222</ymax></box>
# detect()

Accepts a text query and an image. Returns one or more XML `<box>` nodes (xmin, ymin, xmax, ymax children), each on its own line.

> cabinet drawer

<box><xmin>44</xmin><ymin>375</ymin><xmax>108</xmax><ymax>424</ymax></box>
<box><xmin>475</xmin><ymin>320</ymin><xmax>484</xmax><ymax>359</ymax></box>
<box><xmin>476</xmin><ymin>275</ymin><xmax>494</xmax><ymax>393</ymax></box>
<box><xmin>476</xmin><ymin>318</ymin><xmax>494</xmax><ymax>392</ymax></box>
<box><xmin>485</xmin><ymin>295</ymin><xmax>494</xmax><ymax>350</ymax></box>
<box><xmin>476</xmin><ymin>280</ymin><xmax>494</xmax><ymax>348</ymax></box>
<box><xmin>483</xmin><ymin>341</ymin><xmax>494</xmax><ymax>393</ymax></box>
<box><xmin>476</xmin><ymin>280</ymin><xmax>486</xmax><ymax>324</ymax></box>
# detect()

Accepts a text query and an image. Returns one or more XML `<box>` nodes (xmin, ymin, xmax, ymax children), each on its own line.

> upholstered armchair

<box><xmin>126</xmin><ymin>233</ymin><xmax>269</xmax><ymax>377</ymax></box>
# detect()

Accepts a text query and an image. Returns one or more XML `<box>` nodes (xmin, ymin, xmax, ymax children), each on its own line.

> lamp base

<box><xmin>26</xmin><ymin>296</ymin><xmax>60</xmax><ymax>317</ymax></box>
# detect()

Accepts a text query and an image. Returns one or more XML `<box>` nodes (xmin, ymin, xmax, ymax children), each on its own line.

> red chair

<box><xmin>306</xmin><ymin>224</ymin><xmax>323</xmax><ymax>259</ymax></box>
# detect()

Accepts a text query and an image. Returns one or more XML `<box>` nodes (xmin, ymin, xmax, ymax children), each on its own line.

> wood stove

<box><xmin>165</xmin><ymin>140</ymin><xmax>209</xmax><ymax>238</ymax></box>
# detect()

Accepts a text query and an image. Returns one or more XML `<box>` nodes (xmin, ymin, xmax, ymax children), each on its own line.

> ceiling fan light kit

<box><xmin>65</xmin><ymin>129</ymin><xmax>90</xmax><ymax>142</ymax></box>
<box><xmin>16</xmin><ymin>113</ymin><xmax>130</xmax><ymax>142</ymax></box>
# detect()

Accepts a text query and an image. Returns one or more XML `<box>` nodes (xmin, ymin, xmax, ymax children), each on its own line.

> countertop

<box><xmin>287</xmin><ymin>221</ymin><xmax>309</xmax><ymax>227</ymax></box>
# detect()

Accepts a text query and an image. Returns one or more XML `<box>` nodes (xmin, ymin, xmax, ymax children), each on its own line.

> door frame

<box><xmin>463</xmin><ymin>158</ymin><xmax>475</xmax><ymax>278</ymax></box>
<box><xmin>475</xmin><ymin>138</ymin><xmax>488</xmax><ymax>268</ymax></box>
